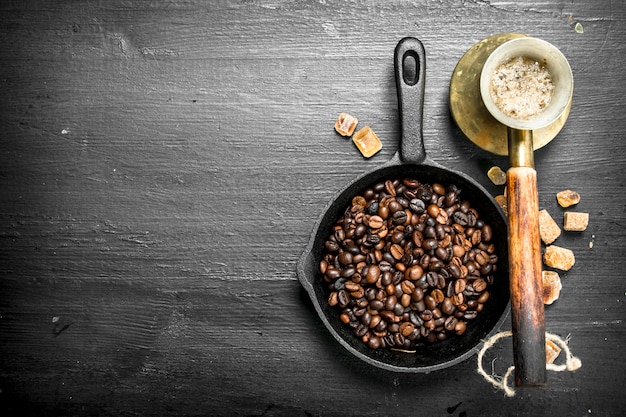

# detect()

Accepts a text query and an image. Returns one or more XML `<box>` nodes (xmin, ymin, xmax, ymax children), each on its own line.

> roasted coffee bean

<box><xmin>424</xmin><ymin>295</ymin><xmax>437</xmax><ymax>310</ymax></box>
<box><xmin>340</xmin><ymin>312</ymin><xmax>351</xmax><ymax>324</ymax></box>
<box><xmin>326</xmin><ymin>268</ymin><xmax>340</xmax><ymax>280</ymax></box>
<box><xmin>420</xmin><ymin>310</ymin><xmax>435</xmax><ymax>324</ymax></box>
<box><xmin>364</xmin><ymin>234</ymin><xmax>380</xmax><ymax>247</ymax></box>
<box><xmin>416</xmin><ymin>185</ymin><xmax>433</xmax><ymax>202</ymax></box>
<box><xmin>468</xmin><ymin>209</ymin><xmax>479</xmax><ymax>226</ymax></box>
<box><xmin>367</xmin><ymin>201</ymin><xmax>379</xmax><ymax>215</ymax></box>
<box><xmin>365</xmin><ymin>264</ymin><xmax>381</xmax><ymax>284</ymax></box>
<box><xmin>408</xmin><ymin>310</ymin><xmax>423</xmax><ymax>327</ymax></box>
<box><xmin>368</xmin><ymin>215</ymin><xmax>385</xmax><ymax>229</ymax></box>
<box><xmin>390</xmin><ymin>244</ymin><xmax>404</xmax><ymax>260</ymax></box>
<box><xmin>435</xmin><ymin>273</ymin><xmax>446</xmax><ymax>289</ymax></box>
<box><xmin>391</xmin><ymin>230</ymin><xmax>405</xmax><ymax>244</ymax></box>
<box><xmin>453</xmin><ymin>292</ymin><xmax>465</xmax><ymax>306</ymax></box>
<box><xmin>337</xmin><ymin>290</ymin><xmax>350</xmax><ymax>307</ymax></box>
<box><xmin>338</xmin><ymin>251</ymin><xmax>353</xmax><ymax>266</ymax></box>
<box><xmin>401</xmin><ymin>280</ymin><xmax>415</xmax><ymax>294</ymax></box>
<box><xmin>334</xmin><ymin>278</ymin><xmax>346</xmax><ymax>290</ymax></box>
<box><xmin>431</xmin><ymin>289</ymin><xmax>445</xmax><ymax>304</ymax></box>
<box><xmin>464</xmin><ymin>310</ymin><xmax>478</xmax><ymax>320</ymax></box>
<box><xmin>392</xmin><ymin>210</ymin><xmax>408</xmax><ymax>225</ymax></box>
<box><xmin>378</xmin><ymin>205</ymin><xmax>389</xmax><ymax>219</ymax></box>
<box><xmin>384</xmin><ymin>180</ymin><xmax>396</xmax><ymax>196</ymax></box>
<box><xmin>481</xmin><ymin>224</ymin><xmax>493</xmax><ymax>242</ymax></box>
<box><xmin>328</xmin><ymin>291</ymin><xmax>339</xmax><ymax>307</ymax></box>
<box><xmin>380</xmin><ymin>271</ymin><xmax>393</xmax><ymax>286</ymax></box>
<box><xmin>361</xmin><ymin>311</ymin><xmax>372</xmax><ymax>326</ymax></box>
<box><xmin>435</xmin><ymin>247</ymin><xmax>452</xmax><ymax>262</ymax></box>
<box><xmin>473</xmin><ymin>278</ymin><xmax>488</xmax><ymax>293</ymax></box>
<box><xmin>355</xmin><ymin>323</ymin><xmax>368</xmax><ymax>337</ymax></box>
<box><xmin>370</xmin><ymin>299</ymin><xmax>384</xmax><ymax>311</ymax></box>
<box><xmin>368</xmin><ymin>336</ymin><xmax>382</xmax><ymax>349</ymax></box>
<box><xmin>413</xmin><ymin>299</ymin><xmax>426</xmax><ymax>312</ymax></box>
<box><xmin>445</xmin><ymin>191</ymin><xmax>458</xmax><ymax>207</ymax></box>
<box><xmin>400</xmin><ymin>293</ymin><xmax>412</xmax><ymax>307</ymax></box>
<box><xmin>320</xmin><ymin>178</ymin><xmax>498</xmax><ymax>350</ymax></box>
<box><xmin>426</xmin><ymin>204</ymin><xmax>439</xmax><ymax>218</ymax></box>
<box><xmin>432</xmin><ymin>183</ymin><xmax>445</xmax><ymax>195</ymax></box>
<box><xmin>396</xmin><ymin>196</ymin><xmax>410</xmax><ymax>208</ymax></box>
<box><xmin>380</xmin><ymin>310</ymin><xmax>395</xmax><ymax>322</ymax></box>
<box><xmin>425</xmin><ymin>271</ymin><xmax>437</xmax><ymax>287</ymax></box>
<box><xmin>422</xmin><ymin>238</ymin><xmax>438</xmax><ymax>251</ymax></box>
<box><xmin>409</xmin><ymin>198</ymin><xmax>426</xmax><ymax>214</ymax></box>
<box><xmin>369</xmin><ymin>314</ymin><xmax>382</xmax><ymax>329</ymax></box>
<box><xmin>405</xmin><ymin>265</ymin><xmax>423</xmax><ymax>281</ymax></box>
<box><xmin>385</xmin><ymin>295</ymin><xmax>398</xmax><ymax>311</ymax></box>
<box><xmin>454</xmin><ymin>321</ymin><xmax>467</xmax><ymax>336</ymax></box>
<box><xmin>454</xmin><ymin>278</ymin><xmax>467</xmax><ymax>294</ymax></box>
<box><xmin>441</xmin><ymin>297</ymin><xmax>455</xmax><ymax>315</ymax></box>
<box><xmin>399</xmin><ymin>322</ymin><xmax>415</xmax><ymax>337</ymax></box>
<box><xmin>356</xmin><ymin>297</ymin><xmax>368</xmax><ymax>308</ymax></box>
<box><xmin>449</xmin><ymin>263</ymin><xmax>462</xmax><ymax>279</ymax></box>
<box><xmin>340</xmin><ymin>266</ymin><xmax>356</xmax><ymax>278</ymax></box>
<box><xmin>475</xmin><ymin>251</ymin><xmax>489</xmax><ymax>266</ymax></box>
<box><xmin>403</xmin><ymin>178</ymin><xmax>420</xmax><ymax>188</ymax></box>
<box><xmin>444</xmin><ymin>316</ymin><xmax>458</xmax><ymax>331</ymax></box>
<box><xmin>379</xmin><ymin>260</ymin><xmax>392</xmax><ymax>272</ymax></box>
<box><xmin>325</xmin><ymin>240</ymin><xmax>340</xmax><ymax>252</ymax></box>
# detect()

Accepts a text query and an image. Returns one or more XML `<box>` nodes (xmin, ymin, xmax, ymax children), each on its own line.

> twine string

<box><xmin>477</xmin><ymin>330</ymin><xmax>582</xmax><ymax>397</ymax></box>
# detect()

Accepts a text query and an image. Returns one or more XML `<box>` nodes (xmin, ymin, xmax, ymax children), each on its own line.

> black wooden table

<box><xmin>1</xmin><ymin>1</ymin><xmax>625</xmax><ymax>416</ymax></box>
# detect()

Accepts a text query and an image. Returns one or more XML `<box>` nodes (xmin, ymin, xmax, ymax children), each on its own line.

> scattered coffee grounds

<box><xmin>319</xmin><ymin>178</ymin><xmax>499</xmax><ymax>350</ymax></box>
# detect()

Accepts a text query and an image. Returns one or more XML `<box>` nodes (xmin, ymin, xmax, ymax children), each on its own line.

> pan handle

<box><xmin>507</xmin><ymin>129</ymin><xmax>547</xmax><ymax>387</ymax></box>
<box><xmin>394</xmin><ymin>37</ymin><xmax>427</xmax><ymax>165</ymax></box>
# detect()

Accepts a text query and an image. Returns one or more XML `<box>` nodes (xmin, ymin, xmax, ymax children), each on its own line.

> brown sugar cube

<box><xmin>564</xmin><ymin>211</ymin><xmax>589</xmax><ymax>231</ymax></box>
<box><xmin>352</xmin><ymin>126</ymin><xmax>382</xmax><ymax>158</ymax></box>
<box><xmin>487</xmin><ymin>166</ymin><xmax>506</xmax><ymax>185</ymax></box>
<box><xmin>542</xmin><ymin>270</ymin><xmax>562</xmax><ymax>305</ymax></box>
<box><xmin>556</xmin><ymin>189</ymin><xmax>580</xmax><ymax>207</ymax></box>
<box><xmin>494</xmin><ymin>194</ymin><xmax>507</xmax><ymax>216</ymax></box>
<box><xmin>543</xmin><ymin>245</ymin><xmax>575</xmax><ymax>271</ymax></box>
<box><xmin>334</xmin><ymin>113</ymin><xmax>358</xmax><ymax>137</ymax></box>
<box><xmin>545</xmin><ymin>339</ymin><xmax>562</xmax><ymax>364</ymax></box>
<box><xmin>538</xmin><ymin>209</ymin><xmax>561</xmax><ymax>244</ymax></box>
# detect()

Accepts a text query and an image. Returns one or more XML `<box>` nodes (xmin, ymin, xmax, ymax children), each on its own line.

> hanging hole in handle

<box><xmin>402</xmin><ymin>51</ymin><xmax>420</xmax><ymax>86</ymax></box>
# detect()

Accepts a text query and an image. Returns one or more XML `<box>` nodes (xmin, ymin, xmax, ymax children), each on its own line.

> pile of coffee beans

<box><xmin>319</xmin><ymin>178</ymin><xmax>499</xmax><ymax>350</ymax></box>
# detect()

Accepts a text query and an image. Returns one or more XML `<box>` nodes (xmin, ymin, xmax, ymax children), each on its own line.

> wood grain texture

<box><xmin>506</xmin><ymin>167</ymin><xmax>546</xmax><ymax>387</ymax></box>
<box><xmin>1</xmin><ymin>0</ymin><xmax>625</xmax><ymax>416</ymax></box>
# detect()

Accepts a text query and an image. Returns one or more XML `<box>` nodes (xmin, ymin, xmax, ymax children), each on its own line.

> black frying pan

<box><xmin>297</xmin><ymin>37</ymin><xmax>510</xmax><ymax>372</ymax></box>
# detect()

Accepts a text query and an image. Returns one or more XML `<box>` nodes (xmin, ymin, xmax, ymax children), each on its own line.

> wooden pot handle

<box><xmin>507</xmin><ymin>166</ymin><xmax>547</xmax><ymax>387</ymax></box>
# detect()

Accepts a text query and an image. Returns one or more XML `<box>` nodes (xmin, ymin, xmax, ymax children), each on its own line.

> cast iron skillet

<box><xmin>297</xmin><ymin>37</ymin><xmax>510</xmax><ymax>373</ymax></box>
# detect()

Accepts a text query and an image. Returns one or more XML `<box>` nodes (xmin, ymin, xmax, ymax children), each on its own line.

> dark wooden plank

<box><xmin>1</xmin><ymin>0</ymin><xmax>625</xmax><ymax>415</ymax></box>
